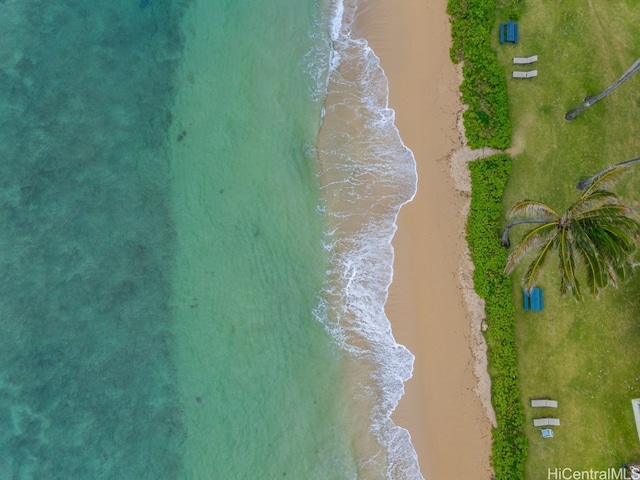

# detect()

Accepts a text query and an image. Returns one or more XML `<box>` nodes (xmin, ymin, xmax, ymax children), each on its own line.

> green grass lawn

<box><xmin>494</xmin><ymin>0</ymin><xmax>640</xmax><ymax>476</ymax></box>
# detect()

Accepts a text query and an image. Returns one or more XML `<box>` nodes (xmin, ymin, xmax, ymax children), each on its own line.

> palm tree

<box><xmin>576</xmin><ymin>157</ymin><xmax>640</xmax><ymax>190</ymax></box>
<box><xmin>565</xmin><ymin>58</ymin><xmax>640</xmax><ymax>121</ymax></box>
<box><xmin>502</xmin><ymin>173</ymin><xmax>640</xmax><ymax>300</ymax></box>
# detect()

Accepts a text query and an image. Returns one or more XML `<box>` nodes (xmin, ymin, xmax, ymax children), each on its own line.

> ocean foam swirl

<box><xmin>314</xmin><ymin>1</ymin><xmax>424</xmax><ymax>478</ymax></box>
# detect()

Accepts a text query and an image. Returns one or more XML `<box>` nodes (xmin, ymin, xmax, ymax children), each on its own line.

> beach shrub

<box><xmin>447</xmin><ymin>0</ymin><xmax>511</xmax><ymax>149</ymax></box>
<box><xmin>467</xmin><ymin>154</ymin><xmax>527</xmax><ymax>480</ymax></box>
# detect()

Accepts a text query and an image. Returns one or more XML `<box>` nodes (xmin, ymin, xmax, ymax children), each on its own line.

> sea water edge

<box><xmin>318</xmin><ymin>1</ymin><xmax>424</xmax><ymax>479</ymax></box>
<box><xmin>168</xmin><ymin>0</ymin><xmax>423</xmax><ymax>477</ymax></box>
<box><xmin>167</xmin><ymin>0</ymin><xmax>367</xmax><ymax>479</ymax></box>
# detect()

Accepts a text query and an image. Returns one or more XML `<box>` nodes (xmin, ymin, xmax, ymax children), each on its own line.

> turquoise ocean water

<box><xmin>0</xmin><ymin>0</ymin><xmax>421</xmax><ymax>479</ymax></box>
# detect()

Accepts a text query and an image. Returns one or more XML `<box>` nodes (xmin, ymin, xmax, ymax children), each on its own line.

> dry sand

<box><xmin>356</xmin><ymin>0</ymin><xmax>496</xmax><ymax>478</ymax></box>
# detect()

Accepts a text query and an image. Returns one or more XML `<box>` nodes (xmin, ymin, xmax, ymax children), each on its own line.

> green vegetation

<box><xmin>447</xmin><ymin>0</ymin><xmax>511</xmax><ymax>149</ymax></box>
<box><xmin>455</xmin><ymin>0</ymin><xmax>640</xmax><ymax>477</ymax></box>
<box><xmin>503</xmin><ymin>174</ymin><xmax>640</xmax><ymax>300</ymax></box>
<box><xmin>500</xmin><ymin>0</ymin><xmax>526</xmax><ymax>21</ymax></box>
<box><xmin>468</xmin><ymin>155</ymin><xmax>527</xmax><ymax>479</ymax></box>
<box><xmin>449</xmin><ymin>0</ymin><xmax>531</xmax><ymax>477</ymax></box>
<box><xmin>495</xmin><ymin>0</ymin><xmax>640</xmax><ymax>477</ymax></box>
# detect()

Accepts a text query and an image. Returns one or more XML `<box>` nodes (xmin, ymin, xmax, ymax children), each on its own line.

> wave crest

<box><xmin>315</xmin><ymin>1</ymin><xmax>423</xmax><ymax>478</ymax></box>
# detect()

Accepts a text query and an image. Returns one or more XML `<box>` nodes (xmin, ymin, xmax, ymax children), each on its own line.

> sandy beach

<box><xmin>356</xmin><ymin>0</ymin><xmax>495</xmax><ymax>478</ymax></box>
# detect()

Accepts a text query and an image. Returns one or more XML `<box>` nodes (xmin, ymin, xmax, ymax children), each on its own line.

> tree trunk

<box><xmin>576</xmin><ymin>157</ymin><xmax>640</xmax><ymax>190</ymax></box>
<box><xmin>565</xmin><ymin>58</ymin><xmax>640</xmax><ymax>120</ymax></box>
<box><xmin>501</xmin><ymin>219</ymin><xmax>552</xmax><ymax>248</ymax></box>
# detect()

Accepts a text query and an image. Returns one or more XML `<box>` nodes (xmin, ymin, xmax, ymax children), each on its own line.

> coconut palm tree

<box><xmin>565</xmin><ymin>58</ymin><xmax>640</xmax><ymax>121</ymax></box>
<box><xmin>502</xmin><ymin>173</ymin><xmax>640</xmax><ymax>300</ymax></box>
<box><xmin>576</xmin><ymin>157</ymin><xmax>640</xmax><ymax>190</ymax></box>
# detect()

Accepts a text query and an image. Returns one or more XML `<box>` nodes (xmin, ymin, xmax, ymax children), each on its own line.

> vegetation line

<box><xmin>447</xmin><ymin>0</ymin><xmax>527</xmax><ymax>478</ymax></box>
<box><xmin>468</xmin><ymin>155</ymin><xmax>527</xmax><ymax>480</ymax></box>
<box><xmin>447</xmin><ymin>0</ymin><xmax>512</xmax><ymax>149</ymax></box>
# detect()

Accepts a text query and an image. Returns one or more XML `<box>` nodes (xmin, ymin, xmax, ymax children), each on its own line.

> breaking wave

<box><xmin>313</xmin><ymin>1</ymin><xmax>424</xmax><ymax>478</ymax></box>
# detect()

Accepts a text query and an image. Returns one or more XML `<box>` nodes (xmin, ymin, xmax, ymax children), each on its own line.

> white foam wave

<box><xmin>314</xmin><ymin>0</ymin><xmax>424</xmax><ymax>478</ymax></box>
<box><xmin>330</xmin><ymin>0</ymin><xmax>345</xmax><ymax>42</ymax></box>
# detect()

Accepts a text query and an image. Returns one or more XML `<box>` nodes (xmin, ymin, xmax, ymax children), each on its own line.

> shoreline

<box><xmin>356</xmin><ymin>0</ymin><xmax>495</xmax><ymax>478</ymax></box>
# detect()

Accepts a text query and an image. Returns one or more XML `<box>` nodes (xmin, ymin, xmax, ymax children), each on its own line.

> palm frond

<box><xmin>573</xmin><ymin>211</ymin><xmax>640</xmax><ymax>295</ymax></box>
<box><xmin>504</xmin><ymin>222</ymin><xmax>557</xmax><ymax>273</ymax></box>
<box><xmin>508</xmin><ymin>200</ymin><xmax>559</xmax><ymax>220</ymax></box>
<box><xmin>576</xmin><ymin>204</ymin><xmax>630</xmax><ymax>221</ymax></box>
<box><xmin>614</xmin><ymin>260</ymin><xmax>635</xmax><ymax>283</ymax></box>
<box><xmin>582</xmin><ymin>213</ymin><xmax>640</xmax><ymax>247</ymax></box>
<box><xmin>582</xmin><ymin>164</ymin><xmax>632</xmax><ymax>196</ymax></box>
<box><xmin>572</xmin><ymin>220</ymin><xmax>613</xmax><ymax>295</ymax></box>
<box><xmin>573</xmin><ymin>189</ymin><xmax>622</xmax><ymax>213</ymax></box>
<box><xmin>579</xmin><ymin>247</ymin><xmax>608</xmax><ymax>294</ymax></box>
<box><xmin>596</xmin><ymin>224</ymin><xmax>639</xmax><ymax>258</ymax></box>
<box><xmin>555</xmin><ymin>229</ymin><xmax>582</xmax><ymax>299</ymax></box>
<box><xmin>520</xmin><ymin>235</ymin><xmax>556</xmax><ymax>290</ymax></box>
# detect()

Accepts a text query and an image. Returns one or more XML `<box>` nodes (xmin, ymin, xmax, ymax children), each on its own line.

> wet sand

<box><xmin>356</xmin><ymin>0</ymin><xmax>495</xmax><ymax>478</ymax></box>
